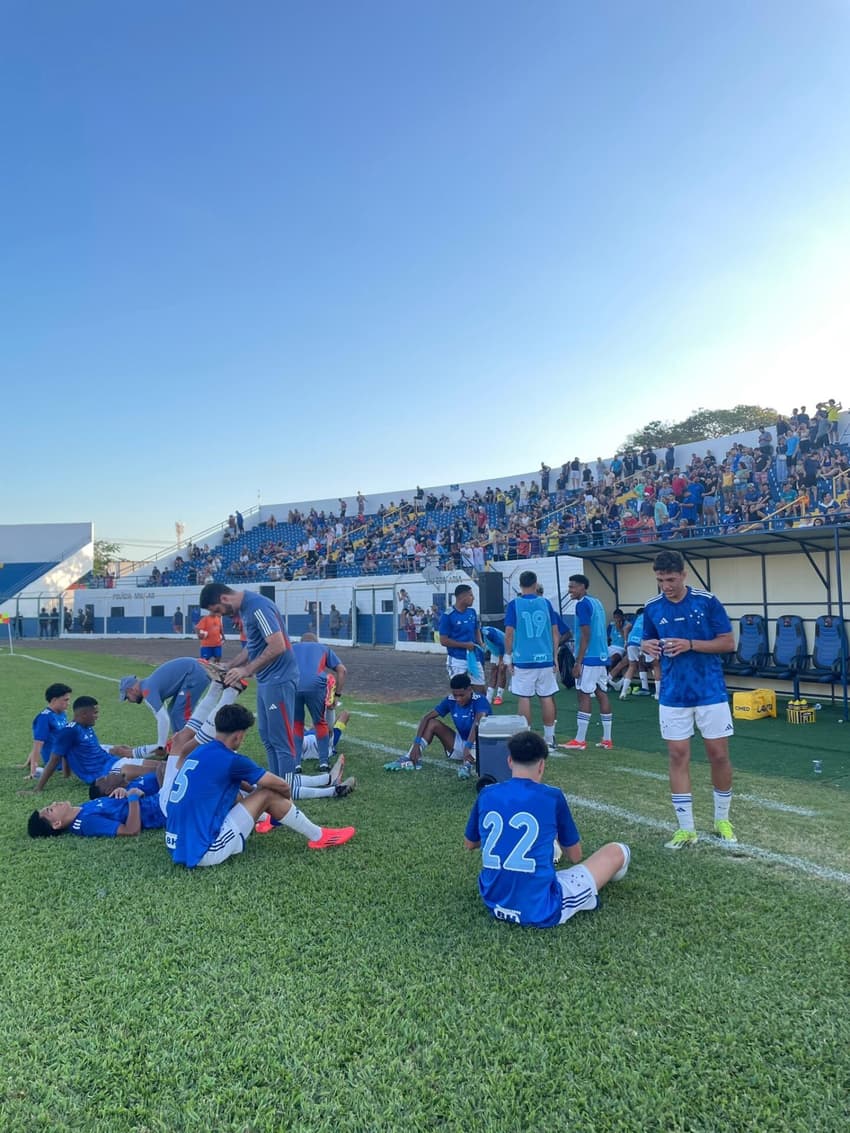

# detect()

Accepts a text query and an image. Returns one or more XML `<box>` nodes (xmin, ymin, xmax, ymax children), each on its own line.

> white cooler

<box><xmin>475</xmin><ymin>714</ymin><xmax>529</xmax><ymax>784</ymax></box>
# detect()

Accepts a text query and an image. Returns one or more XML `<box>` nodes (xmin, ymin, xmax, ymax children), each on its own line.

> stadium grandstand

<box><xmin>5</xmin><ymin>411</ymin><xmax>850</xmax><ymax>711</ymax></box>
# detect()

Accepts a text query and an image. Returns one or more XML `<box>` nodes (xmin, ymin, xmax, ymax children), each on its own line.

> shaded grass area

<box><xmin>2</xmin><ymin>650</ymin><xmax>849</xmax><ymax>1132</ymax></box>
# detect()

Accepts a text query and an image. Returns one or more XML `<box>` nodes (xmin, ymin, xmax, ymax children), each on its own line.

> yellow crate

<box><xmin>732</xmin><ymin>689</ymin><xmax>777</xmax><ymax>720</ymax></box>
<box><xmin>787</xmin><ymin>699</ymin><xmax>816</xmax><ymax>725</ymax></box>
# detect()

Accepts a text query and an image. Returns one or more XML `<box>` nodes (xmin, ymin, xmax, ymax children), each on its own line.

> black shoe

<box><xmin>294</xmin><ymin>765</ymin><xmax>302</xmax><ymax>774</ymax></box>
<box><xmin>334</xmin><ymin>776</ymin><xmax>357</xmax><ymax>798</ymax></box>
<box><xmin>318</xmin><ymin>763</ymin><xmax>329</xmax><ymax>772</ymax></box>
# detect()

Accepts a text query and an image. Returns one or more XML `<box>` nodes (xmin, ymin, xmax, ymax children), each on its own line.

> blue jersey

<box><xmin>70</xmin><ymin>795</ymin><xmax>166</xmax><ymax>837</ymax></box>
<box><xmin>240</xmin><ymin>591</ymin><xmax>299</xmax><ymax>686</ymax></box>
<box><xmin>574</xmin><ymin>595</ymin><xmax>608</xmax><ymax>666</ymax></box>
<box><xmin>433</xmin><ymin>693</ymin><xmax>492</xmax><ymax>740</ymax></box>
<box><xmin>439</xmin><ymin>606</ymin><xmax>481</xmax><ymax>659</ymax></box>
<box><xmin>465</xmin><ymin>778</ymin><xmax>584</xmax><ymax>928</ymax></box>
<box><xmin>126</xmin><ymin>771</ymin><xmax>161</xmax><ymax>797</ymax></box>
<box><xmin>482</xmin><ymin>626</ymin><xmax>505</xmax><ymax>657</ymax></box>
<box><xmin>51</xmin><ymin>723</ymin><xmax>116</xmax><ymax>783</ymax></box>
<box><xmin>504</xmin><ymin>595</ymin><xmax>558</xmax><ymax>668</ymax></box>
<box><xmin>165</xmin><ymin>740</ymin><xmax>265</xmax><ymax>868</ymax></box>
<box><xmin>139</xmin><ymin>658</ymin><xmax>209</xmax><ymax>712</ymax></box>
<box><xmin>292</xmin><ymin>641</ymin><xmax>341</xmax><ymax>693</ymax></box>
<box><xmin>32</xmin><ymin>708</ymin><xmax>69</xmax><ymax>762</ymax></box>
<box><xmin>642</xmin><ymin>587</ymin><xmax>732</xmax><ymax>707</ymax></box>
<box><xmin>626</xmin><ymin>613</ymin><xmax>645</xmax><ymax>646</ymax></box>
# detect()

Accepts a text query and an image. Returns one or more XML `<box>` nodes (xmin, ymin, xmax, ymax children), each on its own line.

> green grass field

<box><xmin>2</xmin><ymin>648</ymin><xmax>849</xmax><ymax>1132</ymax></box>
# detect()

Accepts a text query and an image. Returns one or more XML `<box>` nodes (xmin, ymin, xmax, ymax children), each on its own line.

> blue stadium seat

<box><xmin>808</xmin><ymin>615</ymin><xmax>848</xmax><ymax>685</ymax></box>
<box><xmin>725</xmin><ymin>614</ymin><xmax>769</xmax><ymax>675</ymax></box>
<box><xmin>758</xmin><ymin>615</ymin><xmax>807</xmax><ymax>681</ymax></box>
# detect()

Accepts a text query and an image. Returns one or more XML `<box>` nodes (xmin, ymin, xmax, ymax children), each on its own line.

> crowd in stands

<box><xmin>139</xmin><ymin>404</ymin><xmax>848</xmax><ymax>587</ymax></box>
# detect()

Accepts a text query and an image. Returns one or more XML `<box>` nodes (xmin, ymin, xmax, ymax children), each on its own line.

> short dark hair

<box><xmin>28</xmin><ymin>811</ymin><xmax>62</xmax><ymax>839</ymax></box>
<box><xmin>449</xmin><ymin>673</ymin><xmax>472</xmax><ymax>690</ymax></box>
<box><xmin>73</xmin><ymin>695</ymin><xmax>98</xmax><ymax>710</ymax></box>
<box><xmin>89</xmin><ymin>781</ymin><xmax>105</xmax><ymax>800</ymax></box>
<box><xmin>45</xmin><ymin>683</ymin><xmax>72</xmax><ymax>701</ymax></box>
<box><xmin>653</xmin><ymin>550</ymin><xmax>685</xmax><ymax>573</ymax></box>
<box><xmin>613</xmin><ymin>608</ymin><xmax>624</xmax><ymax>616</ymax></box>
<box><xmin>519</xmin><ymin>570</ymin><xmax>537</xmax><ymax>588</ymax></box>
<box><xmin>454</xmin><ymin>584</ymin><xmax>472</xmax><ymax>599</ymax></box>
<box><xmin>199</xmin><ymin>582</ymin><xmax>236</xmax><ymax>608</ymax></box>
<box><xmin>507</xmin><ymin>730</ymin><xmax>548</xmax><ymax>764</ymax></box>
<box><xmin>569</xmin><ymin>573</ymin><xmax>590</xmax><ymax>589</ymax></box>
<box><xmin>214</xmin><ymin>703</ymin><xmax>255</xmax><ymax>734</ymax></box>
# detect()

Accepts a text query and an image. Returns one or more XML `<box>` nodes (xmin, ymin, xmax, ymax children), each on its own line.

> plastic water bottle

<box><xmin>812</xmin><ymin>760</ymin><xmax>823</xmax><ymax>775</ymax></box>
<box><xmin>814</xmin><ymin>703</ymin><xmax>822</xmax><ymax>711</ymax></box>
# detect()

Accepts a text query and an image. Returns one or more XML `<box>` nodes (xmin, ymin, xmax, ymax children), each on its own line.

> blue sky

<box><xmin>4</xmin><ymin>1</ymin><xmax>850</xmax><ymax>556</ymax></box>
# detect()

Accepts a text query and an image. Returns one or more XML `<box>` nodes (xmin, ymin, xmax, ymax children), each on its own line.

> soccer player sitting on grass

<box><xmin>384</xmin><ymin>673</ymin><xmax>492</xmax><ymax>778</ymax></box>
<box><xmin>165</xmin><ymin>703</ymin><xmax>355</xmax><ymax>868</ymax></box>
<box><xmin>464</xmin><ymin>730</ymin><xmax>630</xmax><ymax>927</ymax></box>
<box><xmin>33</xmin><ymin>697</ymin><xmax>164</xmax><ymax>793</ymax></box>
<box><xmin>23</xmin><ymin>683</ymin><xmax>72</xmax><ymax>780</ymax></box>
<box><xmin>28</xmin><ymin>782</ymin><xmax>166</xmax><ymax>839</ymax></box>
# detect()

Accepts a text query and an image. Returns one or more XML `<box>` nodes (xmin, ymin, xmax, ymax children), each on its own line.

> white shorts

<box><xmin>557</xmin><ymin>864</ymin><xmax>600</xmax><ymax>923</ymax></box>
<box><xmin>608</xmin><ymin>644</ymin><xmax>624</xmax><ymax>659</ymax></box>
<box><xmin>576</xmin><ymin>665</ymin><xmax>609</xmax><ymax>695</ymax></box>
<box><xmin>627</xmin><ymin>644</ymin><xmax>651</xmax><ymax>662</ymax></box>
<box><xmin>659</xmin><ymin>702</ymin><xmax>735</xmax><ymax>742</ymax></box>
<box><xmin>447</xmin><ymin>654</ymin><xmax>485</xmax><ymax>684</ymax></box>
<box><xmin>510</xmin><ymin>666</ymin><xmax>559</xmax><ymax>698</ymax></box>
<box><xmin>446</xmin><ymin>734</ymin><xmax>469</xmax><ymax>762</ymax></box>
<box><xmin>110</xmin><ymin>758</ymin><xmax>146</xmax><ymax>773</ymax></box>
<box><xmin>196</xmin><ymin>802</ymin><xmax>255</xmax><ymax>867</ymax></box>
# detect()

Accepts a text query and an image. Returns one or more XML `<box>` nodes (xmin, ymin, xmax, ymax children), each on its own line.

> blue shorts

<box><xmin>200</xmin><ymin>645</ymin><xmax>223</xmax><ymax>660</ymax></box>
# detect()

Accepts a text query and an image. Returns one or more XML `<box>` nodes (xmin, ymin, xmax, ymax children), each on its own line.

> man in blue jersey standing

<box><xmin>641</xmin><ymin>549</ymin><xmax>737</xmax><ymax>849</ymax></box>
<box><xmin>503</xmin><ymin>571</ymin><xmax>561</xmax><ymax>750</ymax></box>
<box><xmin>439</xmin><ymin>584</ymin><xmax>485</xmax><ymax>690</ymax></box>
<box><xmin>562</xmin><ymin>574</ymin><xmax>614</xmax><ymax>751</ymax></box>
<box><xmin>291</xmin><ymin>633</ymin><xmax>348</xmax><ymax>774</ymax></box>
<box><xmin>464</xmin><ymin>730</ymin><xmax>630</xmax><ymax>928</ymax></box>
<box><xmin>199</xmin><ymin>582</ymin><xmax>300</xmax><ymax>778</ymax></box>
<box><xmin>385</xmin><ymin>673</ymin><xmax>492</xmax><ymax>778</ymax></box>
<box><xmin>481</xmin><ymin>625</ymin><xmax>507</xmax><ymax>705</ymax></box>
<box><xmin>165</xmin><ymin>703</ymin><xmax>354</xmax><ymax>867</ymax></box>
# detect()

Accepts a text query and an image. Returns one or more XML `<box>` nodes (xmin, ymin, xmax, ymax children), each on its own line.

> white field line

<box><xmin>348</xmin><ymin>710</ymin><xmax>379</xmax><ymax>718</ymax></box>
<box><xmin>570</xmin><ymin>795</ymin><xmax>850</xmax><ymax>886</ymax></box>
<box><xmin>396</xmin><ymin>720</ymin><xmax>420</xmax><ymax>729</ymax></box>
<box><xmin>4</xmin><ymin>653</ymin><xmax>119</xmax><ymax>683</ymax></box>
<box><xmin>612</xmin><ymin>765</ymin><xmax>820</xmax><ymax>817</ymax></box>
<box><xmin>343</xmin><ymin>735</ymin><xmax>455</xmax><ymax>774</ymax></box>
<box><xmin>345</xmin><ymin>737</ymin><xmax>849</xmax><ymax>885</ymax></box>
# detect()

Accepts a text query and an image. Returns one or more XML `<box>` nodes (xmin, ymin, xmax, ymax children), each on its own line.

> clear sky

<box><xmin>4</xmin><ymin>1</ymin><xmax>850</xmax><ymax>557</ymax></box>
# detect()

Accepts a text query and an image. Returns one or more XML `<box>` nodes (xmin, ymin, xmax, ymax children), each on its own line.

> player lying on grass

<box><xmin>23</xmin><ymin>683</ymin><xmax>73</xmax><ymax>780</ymax></box>
<box><xmin>464</xmin><ymin>729</ymin><xmax>630</xmax><ymax>928</ymax></box>
<box><xmin>385</xmin><ymin>672</ymin><xmax>492</xmax><ymax>778</ymax></box>
<box><xmin>29</xmin><ymin>779</ymin><xmax>167</xmax><ymax>838</ymax></box>
<box><xmin>33</xmin><ymin>697</ymin><xmax>164</xmax><ymax>793</ymax></box>
<box><xmin>165</xmin><ymin>703</ymin><xmax>355</xmax><ymax>868</ymax></box>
